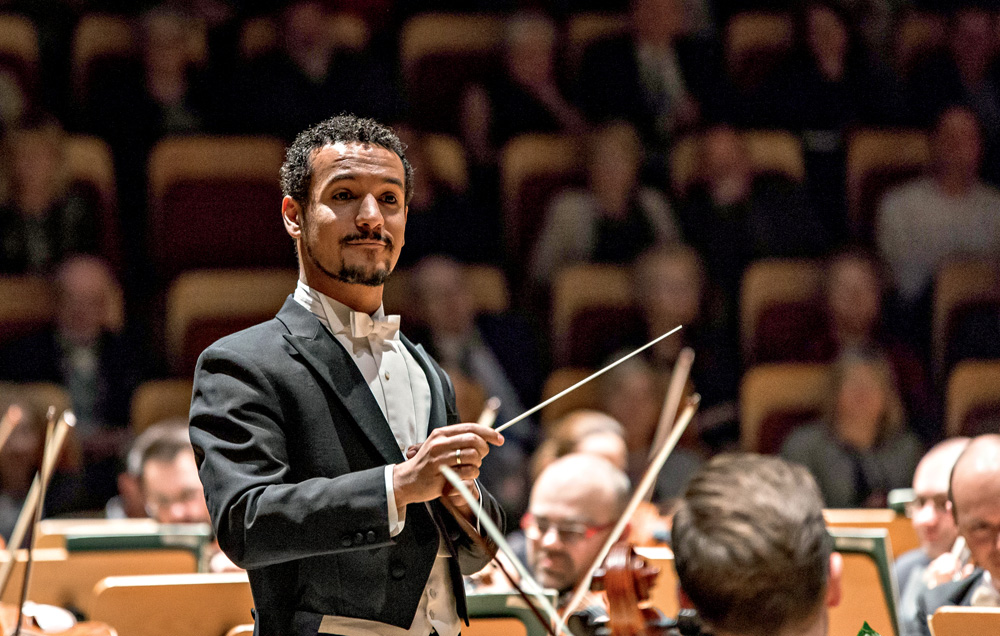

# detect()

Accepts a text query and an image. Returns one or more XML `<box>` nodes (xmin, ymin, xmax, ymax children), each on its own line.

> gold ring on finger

<box><xmin>455</xmin><ymin>448</ymin><xmax>462</xmax><ymax>465</ymax></box>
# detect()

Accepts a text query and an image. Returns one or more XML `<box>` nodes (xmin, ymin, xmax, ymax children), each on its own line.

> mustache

<box><xmin>341</xmin><ymin>230</ymin><xmax>392</xmax><ymax>247</ymax></box>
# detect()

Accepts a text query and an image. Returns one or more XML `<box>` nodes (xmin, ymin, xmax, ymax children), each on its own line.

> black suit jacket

<box><xmin>189</xmin><ymin>298</ymin><xmax>502</xmax><ymax>636</ymax></box>
<box><xmin>913</xmin><ymin>569</ymin><xmax>985</xmax><ymax>636</ymax></box>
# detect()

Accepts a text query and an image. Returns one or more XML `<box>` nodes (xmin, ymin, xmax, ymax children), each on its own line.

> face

<box><xmin>525</xmin><ymin>479</ymin><xmax>617</xmax><ymax>592</ymax></box>
<box><xmin>953</xmin><ymin>467</ymin><xmax>1000</xmax><ymax>582</ymax></box>
<box><xmin>603</xmin><ymin>368</ymin><xmax>661</xmax><ymax>453</ymax></box>
<box><xmin>57</xmin><ymin>259</ymin><xmax>115</xmax><ymax>346</ymax></box>
<box><xmin>14</xmin><ymin>130</ymin><xmax>61</xmax><ymax>208</ymax></box>
<box><xmin>284</xmin><ymin>142</ymin><xmax>407</xmax><ymax>294</ymax></box>
<box><xmin>951</xmin><ymin>11</ymin><xmax>994</xmax><ymax>73</ymax></box>
<box><xmin>141</xmin><ymin>451</ymin><xmax>211</xmax><ymax>524</ymax></box>
<box><xmin>827</xmin><ymin>258</ymin><xmax>880</xmax><ymax>338</ymax></box>
<box><xmin>934</xmin><ymin>108</ymin><xmax>983</xmax><ymax>179</ymax></box>
<box><xmin>641</xmin><ymin>254</ymin><xmax>702</xmax><ymax>328</ymax></box>
<box><xmin>834</xmin><ymin>362</ymin><xmax>887</xmax><ymax>449</ymax></box>
<box><xmin>415</xmin><ymin>261</ymin><xmax>474</xmax><ymax>335</ymax></box>
<box><xmin>910</xmin><ymin>458</ymin><xmax>959</xmax><ymax>558</ymax></box>
<box><xmin>807</xmin><ymin>5</ymin><xmax>848</xmax><ymax>65</ymax></box>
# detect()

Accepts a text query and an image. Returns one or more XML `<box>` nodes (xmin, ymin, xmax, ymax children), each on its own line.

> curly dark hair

<box><xmin>279</xmin><ymin>114</ymin><xmax>413</xmax><ymax>208</ymax></box>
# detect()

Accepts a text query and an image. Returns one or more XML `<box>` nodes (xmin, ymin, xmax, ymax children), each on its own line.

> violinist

<box><xmin>670</xmin><ymin>454</ymin><xmax>843</xmax><ymax>636</ymax></box>
<box><xmin>522</xmin><ymin>454</ymin><xmax>630</xmax><ymax>614</ymax></box>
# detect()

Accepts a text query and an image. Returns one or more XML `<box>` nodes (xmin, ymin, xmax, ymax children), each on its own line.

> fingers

<box><xmin>431</xmin><ymin>423</ymin><xmax>505</xmax><ymax>447</ymax></box>
<box><xmin>405</xmin><ymin>444</ymin><xmax>420</xmax><ymax>459</ymax></box>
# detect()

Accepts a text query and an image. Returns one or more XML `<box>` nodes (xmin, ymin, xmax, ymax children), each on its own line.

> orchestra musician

<box><xmin>189</xmin><ymin>114</ymin><xmax>505</xmax><ymax>636</ymax></box>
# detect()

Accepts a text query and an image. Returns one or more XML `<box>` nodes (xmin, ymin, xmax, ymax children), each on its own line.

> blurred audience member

<box><xmin>0</xmin><ymin>118</ymin><xmax>99</xmax><ymax>274</ymax></box>
<box><xmin>897</xmin><ymin>437</ymin><xmax>970</xmax><ymax>636</ymax></box>
<box><xmin>820</xmin><ymin>249</ymin><xmax>934</xmax><ymax>440</ymax></box>
<box><xmin>679</xmin><ymin>124</ymin><xmax>828</xmax><ymax>332</ymax></box>
<box><xmin>409</xmin><ymin>256</ymin><xmax>544</xmax><ymax>516</ymax></box>
<box><xmin>916</xmin><ymin>435</ymin><xmax>1000</xmax><ymax>632</ymax></box>
<box><xmin>599</xmin><ymin>355</ymin><xmax>701</xmax><ymax>499</ymax></box>
<box><xmin>393</xmin><ymin>133</ymin><xmax>500</xmax><ymax>266</ymax></box>
<box><xmin>461</xmin><ymin>11</ymin><xmax>585</xmax><ymax>165</ymax></box>
<box><xmin>531</xmin><ymin>122</ymin><xmax>679</xmax><ymax>286</ymax></box>
<box><xmin>530</xmin><ymin>410</ymin><xmax>628</xmax><ymax>481</ymax></box>
<box><xmin>672</xmin><ymin>454</ymin><xmax>842</xmax><ymax>636</ymax></box>
<box><xmin>0</xmin><ymin>256</ymin><xmax>147</xmax><ymax>508</ymax></box>
<box><xmin>576</xmin><ymin>0</ymin><xmax>705</xmax><ymax>156</ymax></box>
<box><xmin>231</xmin><ymin>0</ymin><xmax>401</xmax><ymax>140</ymax></box>
<box><xmin>524</xmin><ymin>453</ymin><xmax>630</xmax><ymax>612</ymax></box>
<box><xmin>781</xmin><ymin>346</ymin><xmax>921</xmax><ymax>508</ymax></box>
<box><xmin>908</xmin><ymin>6</ymin><xmax>1000</xmax><ymax>179</ymax></box>
<box><xmin>0</xmin><ymin>402</ymin><xmax>82</xmax><ymax>543</ymax></box>
<box><xmin>878</xmin><ymin>106</ymin><xmax>1000</xmax><ymax>314</ymax></box>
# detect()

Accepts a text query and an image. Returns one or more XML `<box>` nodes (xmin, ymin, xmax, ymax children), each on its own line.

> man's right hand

<box><xmin>392</xmin><ymin>424</ymin><xmax>503</xmax><ymax>508</ymax></box>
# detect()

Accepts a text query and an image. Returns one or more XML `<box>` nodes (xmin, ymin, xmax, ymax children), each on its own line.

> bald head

<box><xmin>526</xmin><ymin>454</ymin><xmax>630</xmax><ymax>592</ymax></box>
<box><xmin>910</xmin><ymin>438</ymin><xmax>969</xmax><ymax>558</ymax></box>
<box><xmin>950</xmin><ymin>435</ymin><xmax>1000</xmax><ymax>582</ymax></box>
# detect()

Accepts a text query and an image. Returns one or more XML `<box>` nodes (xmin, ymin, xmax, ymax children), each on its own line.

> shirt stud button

<box><xmin>384</xmin><ymin>371</ymin><xmax>390</xmax><ymax>380</ymax></box>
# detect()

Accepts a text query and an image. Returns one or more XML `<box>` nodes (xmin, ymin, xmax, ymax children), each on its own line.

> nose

<box><xmin>356</xmin><ymin>193</ymin><xmax>384</xmax><ymax>229</ymax></box>
<box><xmin>913</xmin><ymin>501</ymin><xmax>939</xmax><ymax>527</ymax></box>
<box><xmin>540</xmin><ymin>525</ymin><xmax>563</xmax><ymax>548</ymax></box>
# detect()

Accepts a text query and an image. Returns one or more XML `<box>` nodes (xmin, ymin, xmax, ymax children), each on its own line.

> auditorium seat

<box><xmin>0</xmin><ymin>14</ymin><xmax>38</xmax><ymax>109</ymax></box>
<box><xmin>238</xmin><ymin>13</ymin><xmax>369</xmax><ymax>60</ymax></box>
<box><xmin>945</xmin><ymin>360</ymin><xmax>1000</xmax><ymax>437</ymax></box>
<box><xmin>823</xmin><ymin>508</ymin><xmax>920</xmax><ymax>559</ymax></box>
<box><xmin>90</xmin><ymin>572</ymin><xmax>253</xmax><ymax>636</ymax></box>
<box><xmin>724</xmin><ymin>12</ymin><xmax>793</xmax><ymax>89</ymax></box>
<box><xmin>740</xmin><ymin>258</ymin><xmax>824</xmax><ymax>363</ymax></box>
<box><xmin>739</xmin><ymin>363</ymin><xmax>830</xmax><ymax>453</ymax></box>
<box><xmin>0</xmin><ymin>275</ymin><xmax>54</xmax><ymax>346</ymax></box>
<box><xmin>147</xmin><ymin>136</ymin><xmax>292</xmax><ymax>282</ymax></box>
<box><xmin>565</xmin><ymin>13</ymin><xmax>629</xmax><ymax>77</ymax></box>
<box><xmin>399</xmin><ymin>13</ymin><xmax>503</xmax><ymax>133</ymax></box>
<box><xmin>0</xmin><ymin>382</ymin><xmax>71</xmax><ymax>417</ymax></box>
<box><xmin>931</xmin><ymin>607</ymin><xmax>1000</xmax><ymax>636</ymax></box>
<box><xmin>130</xmin><ymin>379</ymin><xmax>195</xmax><ymax>433</ymax></box>
<box><xmin>500</xmin><ymin>134</ymin><xmax>584</xmax><ymax>270</ymax></box>
<box><xmin>933</xmin><ymin>258</ymin><xmax>1000</xmax><ymax>378</ymax></box>
<box><xmin>539</xmin><ymin>368</ymin><xmax>600</xmax><ymax>426</ymax></box>
<box><xmin>894</xmin><ymin>11</ymin><xmax>947</xmax><ymax>77</ymax></box>
<box><xmin>225</xmin><ymin>626</ymin><xmax>254</xmax><ymax>636</ymax></box>
<box><xmin>164</xmin><ymin>268</ymin><xmax>297</xmax><ymax>375</ymax></box>
<box><xmin>71</xmin><ymin>14</ymin><xmax>134</xmax><ymax>102</ymax></box>
<box><xmin>669</xmin><ymin>130</ymin><xmax>804</xmax><ymax>197</ymax></box>
<box><xmin>846</xmin><ymin>129</ymin><xmax>930</xmax><ymax>245</ymax></box>
<box><xmin>65</xmin><ymin>134</ymin><xmax>120</xmax><ymax>269</ymax></box>
<box><xmin>828</xmin><ymin>528</ymin><xmax>899</xmax><ymax>636</ymax></box>
<box><xmin>549</xmin><ymin>264</ymin><xmax>631</xmax><ymax>366</ymax></box>
<box><xmin>422</xmin><ymin>134</ymin><xmax>469</xmax><ymax>193</ymax></box>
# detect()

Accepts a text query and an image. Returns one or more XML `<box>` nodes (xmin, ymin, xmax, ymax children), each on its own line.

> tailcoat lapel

<box><xmin>276</xmin><ymin>297</ymin><xmax>404</xmax><ymax>465</ymax></box>
<box><xmin>401</xmin><ymin>334</ymin><xmax>449</xmax><ymax>432</ymax></box>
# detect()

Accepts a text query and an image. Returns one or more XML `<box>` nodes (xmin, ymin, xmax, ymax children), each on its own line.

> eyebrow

<box><xmin>324</xmin><ymin>171</ymin><xmax>404</xmax><ymax>189</ymax></box>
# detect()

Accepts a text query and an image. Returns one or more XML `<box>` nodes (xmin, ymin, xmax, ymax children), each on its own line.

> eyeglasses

<box><xmin>144</xmin><ymin>487</ymin><xmax>204</xmax><ymax>518</ymax></box>
<box><xmin>521</xmin><ymin>513</ymin><xmax>612</xmax><ymax>544</ymax></box>
<box><xmin>904</xmin><ymin>495</ymin><xmax>949</xmax><ymax>519</ymax></box>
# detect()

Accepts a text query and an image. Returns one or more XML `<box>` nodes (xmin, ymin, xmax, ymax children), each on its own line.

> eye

<box><xmin>332</xmin><ymin>190</ymin><xmax>353</xmax><ymax>201</ymax></box>
<box><xmin>381</xmin><ymin>193</ymin><xmax>398</xmax><ymax>204</ymax></box>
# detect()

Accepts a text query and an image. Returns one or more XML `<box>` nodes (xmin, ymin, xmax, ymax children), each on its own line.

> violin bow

<box><xmin>495</xmin><ymin>327</ymin><xmax>683</xmax><ymax>433</ymax></box>
<box><xmin>0</xmin><ymin>410</ymin><xmax>75</xmax><ymax>598</ymax></box>
<box><xmin>439</xmin><ymin>465</ymin><xmax>575</xmax><ymax>636</ymax></box>
<box><xmin>558</xmin><ymin>395</ymin><xmax>700</xmax><ymax>629</ymax></box>
<box><xmin>643</xmin><ymin>348</ymin><xmax>694</xmax><ymax>504</ymax></box>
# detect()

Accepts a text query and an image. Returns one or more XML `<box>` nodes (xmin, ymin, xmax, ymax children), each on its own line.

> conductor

<box><xmin>189</xmin><ymin>114</ymin><xmax>505</xmax><ymax>636</ymax></box>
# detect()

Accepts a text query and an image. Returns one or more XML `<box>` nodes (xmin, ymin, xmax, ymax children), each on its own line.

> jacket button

<box><xmin>391</xmin><ymin>565</ymin><xmax>406</xmax><ymax>579</ymax></box>
<box><xmin>354</xmin><ymin>533</ymin><xmax>364</xmax><ymax>545</ymax></box>
<box><xmin>367</xmin><ymin>531</ymin><xmax>377</xmax><ymax>543</ymax></box>
<box><xmin>341</xmin><ymin>535</ymin><xmax>352</xmax><ymax>548</ymax></box>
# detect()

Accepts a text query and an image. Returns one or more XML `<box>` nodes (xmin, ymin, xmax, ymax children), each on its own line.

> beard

<box><xmin>303</xmin><ymin>227</ymin><xmax>394</xmax><ymax>287</ymax></box>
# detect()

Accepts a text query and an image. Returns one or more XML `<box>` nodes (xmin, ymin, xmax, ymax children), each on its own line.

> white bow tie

<box><xmin>349</xmin><ymin>311</ymin><xmax>401</xmax><ymax>340</ymax></box>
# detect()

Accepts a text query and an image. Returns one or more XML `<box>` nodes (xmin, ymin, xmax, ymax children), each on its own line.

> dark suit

<box><xmin>913</xmin><ymin>569</ymin><xmax>986</xmax><ymax>636</ymax></box>
<box><xmin>189</xmin><ymin>298</ymin><xmax>503</xmax><ymax>636</ymax></box>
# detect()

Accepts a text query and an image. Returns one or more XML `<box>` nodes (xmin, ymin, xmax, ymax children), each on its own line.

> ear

<box><xmin>282</xmin><ymin>196</ymin><xmax>304</xmax><ymax>239</ymax></box>
<box><xmin>825</xmin><ymin>552</ymin><xmax>843</xmax><ymax>608</ymax></box>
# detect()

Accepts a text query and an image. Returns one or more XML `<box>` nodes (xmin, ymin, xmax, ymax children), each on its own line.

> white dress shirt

<box><xmin>293</xmin><ymin>281</ymin><xmax>459</xmax><ymax>636</ymax></box>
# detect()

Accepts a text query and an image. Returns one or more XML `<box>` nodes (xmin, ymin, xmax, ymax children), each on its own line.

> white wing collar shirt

<box><xmin>293</xmin><ymin>280</ymin><xmax>459</xmax><ymax>636</ymax></box>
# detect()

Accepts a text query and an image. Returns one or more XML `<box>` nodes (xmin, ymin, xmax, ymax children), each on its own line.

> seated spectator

<box><xmin>781</xmin><ymin>346</ymin><xmax>921</xmax><ymax>508</ymax></box>
<box><xmin>671</xmin><ymin>454</ymin><xmax>843</xmax><ymax>636</ymax></box>
<box><xmin>897</xmin><ymin>437</ymin><xmax>970</xmax><ymax>636</ymax></box>
<box><xmin>679</xmin><ymin>124</ymin><xmax>828</xmax><ymax>332</ymax></box>
<box><xmin>908</xmin><ymin>6</ymin><xmax>1000</xmax><ymax>182</ymax></box>
<box><xmin>0</xmin><ymin>256</ymin><xmax>148</xmax><ymax>509</ymax></box>
<box><xmin>917</xmin><ymin>435</ymin><xmax>1000</xmax><ymax>632</ymax></box>
<box><xmin>129</xmin><ymin>419</ymin><xmax>239</xmax><ymax>572</ymax></box>
<box><xmin>599</xmin><ymin>355</ymin><xmax>701</xmax><ymax>500</ymax></box>
<box><xmin>524</xmin><ymin>454</ymin><xmax>630</xmax><ymax>612</ymax></box>
<box><xmin>575</xmin><ymin>0</ymin><xmax>706</xmax><ymax>157</ymax></box>
<box><xmin>820</xmin><ymin>249</ymin><xmax>934</xmax><ymax>440</ymax></box>
<box><xmin>0</xmin><ymin>117</ymin><xmax>99</xmax><ymax>274</ymax></box>
<box><xmin>461</xmin><ymin>11</ymin><xmax>586</xmax><ymax>165</ymax></box>
<box><xmin>530</xmin><ymin>122</ymin><xmax>680</xmax><ymax>286</ymax></box>
<box><xmin>229</xmin><ymin>0</ymin><xmax>401</xmax><ymax>140</ymax></box>
<box><xmin>877</xmin><ymin>105</ymin><xmax>1000</xmax><ymax>315</ymax></box>
<box><xmin>0</xmin><ymin>402</ymin><xmax>82</xmax><ymax>543</ymax></box>
<box><xmin>409</xmin><ymin>256</ymin><xmax>545</xmax><ymax>516</ymax></box>
<box><xmin>530</xmin><ymin>410</ymin><xmax>628</xmax><ymax>481</ymax></box>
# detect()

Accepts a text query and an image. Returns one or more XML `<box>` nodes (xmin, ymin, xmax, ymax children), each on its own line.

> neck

<box><xmin>935</xmin><ymin>170</ymin><xmax>976</xmax><ymax>197</ymax></box>
<box><xmin>301</xmin><ymin>272</ymin><xmax>383</xmax><ymax>314</ymax></box>
<box><xmin>715</xmin><ymin>609</ymin><xmax>827</xmax><ymax>636</ymax></box>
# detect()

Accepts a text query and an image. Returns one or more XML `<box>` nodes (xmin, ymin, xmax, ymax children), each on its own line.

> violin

<box><xmin>588</xmin><ymin>541</ymin><xmax>671</xmax><ymax>636</ymax></box>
